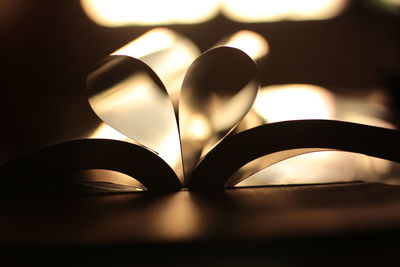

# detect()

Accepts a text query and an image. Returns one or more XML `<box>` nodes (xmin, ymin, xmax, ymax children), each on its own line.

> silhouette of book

<box><xmin>1</xmin><ymin>28</ymin><xmax>400</xmax><ymax>193</ymax></box>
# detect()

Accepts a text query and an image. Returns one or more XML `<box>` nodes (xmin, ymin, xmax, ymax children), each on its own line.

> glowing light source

<box><xmin>253</xmin><ymin>84</ymin><xmax>335</xmax><ymax>123</ymax></box>
<box><xmin>81</xmin><ymin>0</ymin><xmax>347</xmax><ymax>26</ymax></box>
<box><xmin>80</xmin><ymin>0</ymin><xmax>219</xmax><ymax>26</ymax></box>
<box><xmin>221</xmin><ymin>0</ymin><xmax>348</xmax><ymax>22</ymax></box>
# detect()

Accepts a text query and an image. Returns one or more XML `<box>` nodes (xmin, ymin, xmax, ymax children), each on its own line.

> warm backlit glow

<box><xmin>89</xmin><ymin>70</ymin><xmax>182</xmax><ymax>177</ymax></box>
<box><xmin>234</xmin><ymin>84</ymin><xmax>396</xmax><ymax>187</ymax></box>
<box><xmin>74</xmin><ymin>169</ymin><xmax>146</xmax><ymax>191</ymax></box>
<box><xmin>112</xmin><ymin>28</ymin><xmax>199</xmax><ymax>79</ymax></box>
<box><xmin>90</xmin><ymin>122</ymin><xmax>183</xmax><ymax>175</ymax></box>
<box><xmin>340</xmin><ymin>114</ymin><xmax>395</xmax><ymax>129</ymax></box>
<box><xmin>335</xmin><ymin>89</ymin><xmax>396</xmax><ymax>129</ymax></box>
<box><xmin>221</xmin><ymin>0</ymin><xmax>348</xmax><ymax>22</ymax></box>
<box><xmin>81</xmin><ymin>0</ymin><xmax>219</xmax><ymax>26</ymax></box>
<box><xmin>253</xmin><ymin>84</ymin><xmax>335</xmax><ymax>122</ymax></box>
<box><xmin>152</xmin><ymin>192</ymin><xmax>202</xmax><ymax>239</ymax></box>
<box><xmin>218</xmin><ymin>30</ymin><xmax>269</xmax><ymax>61</ymax></box>
<box><xmin>113</xmin><ymin>28</ymin><xmax>200</xmax><ymax>106</ymax></box>
<box><xmin>81</xmin><ymin>0</ymin><xmax>347</xmax><ymax>26</ymax></box>
<box><xmin>112</xmin><ymin>28</ymin><xmax>175</xmax><ymax>58</ymax></box>
<box><xmin>238</xmin><ymin>151</ymin><xmax>391</xmax><ymax>187</ymax></box>
<box><xmin>90</xmin><ymin>72</ymin><xmax>177</xmax><ymax>145</ymax></box>
<box><xmin>184</xmin><ymin>114</ymin><xmax>212</xmax><ymax>141</ymax></box>
<box><xmin>89</xmin><ymin>123</ymin><xmax>131</xmax><ymax>141</ymax></box>
<box><xmin>236</xmin><ymin>86</ymin><xmax>396</xmax><ymax>187</ymax></box>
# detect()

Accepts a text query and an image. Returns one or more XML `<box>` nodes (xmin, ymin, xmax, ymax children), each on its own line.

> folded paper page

<box><xmin>87</xmin><ymin>55</ymin><xmax>184</xmax><ymax>181</ymax></box>
<box><xmin>179</xmin><ymin>47</ymin><xmax>259</xmax><ymax>181</ymax></box>
<box><xmin>189</xmin><ymin>120</ymin><xmax>400</xmax><ymax>191</ymax></box>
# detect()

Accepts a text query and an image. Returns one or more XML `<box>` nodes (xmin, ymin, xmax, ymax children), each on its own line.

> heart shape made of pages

<box><xmin>86</xmin><ymin>31</ymin><xmax>259</xmax><ymax>182</ymax></box>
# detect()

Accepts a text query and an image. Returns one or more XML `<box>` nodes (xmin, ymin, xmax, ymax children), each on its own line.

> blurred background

<box><xmin>0</xmin><ymin>0</ymin><xmax>400</xmax><ymax>183</ymax></box>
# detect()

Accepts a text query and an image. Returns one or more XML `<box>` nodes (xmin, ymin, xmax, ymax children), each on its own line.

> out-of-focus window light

<box><xmin>80</xmin><ymin>0</ymin><xmax>219</xmax><ymax>26</ymax></box>
<box><xmin>253</xmin><ymin>84</ymin><xmax>335</xmax><ymax>123</ymax></box>
<box><xmin>221</xmin><ymin>0</ymin><xmax>348</xmax><ymax>22</ymax></box>
<box><xmin>81</xmin><ymin>0</ymin><xmax>347</xmax><ymax>27</ymax></box>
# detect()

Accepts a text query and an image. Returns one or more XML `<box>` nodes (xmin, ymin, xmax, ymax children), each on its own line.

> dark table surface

<box><xmin>2</xmin><ymin>182</ymin><xmax>400</xmax><ymax>266</ymax></box>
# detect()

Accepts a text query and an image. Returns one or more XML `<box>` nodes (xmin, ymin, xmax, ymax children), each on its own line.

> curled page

<box><xmin>87</xmin><ymin>55</ymin><xmax>183</xmax><ymax>180</ymax></box>
<box><xmin>0</xmin><ymin>139</ymin><xmax>181</xmax><ymax>193</ymax></box>
<box><xmin>179</xmin><ymin>47</ymin><xmax>259</xmax><ymax>181</ymax></box>
<box><xmin>188</xmin><ymin>120</ymin><xmax>400</xmax><ymax>191</ymax></box>
<box><xmin>86</xmin><ymin>28</ymin><xmax>200</xmax><ymax>182</ymax></box>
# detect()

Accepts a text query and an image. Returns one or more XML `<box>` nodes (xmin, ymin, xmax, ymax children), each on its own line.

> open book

<box><xmin>1</xmin><ymin>28</ymin><xmax>400</xmax><ymax>193</ymax></box>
